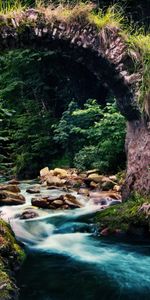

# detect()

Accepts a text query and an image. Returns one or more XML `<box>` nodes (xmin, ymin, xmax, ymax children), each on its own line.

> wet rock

<box><xmin>63</xmin><ymin>194</ymin><xmax>83</xmax><ymax>208</ymax></box>
<box><xmin>109</xmin><ymin>175</ymin><xmax>117</xmax><ymax>182</ymax></box>
<box><xmin>31</xmin><ymin>197</ymin><xmax>50</xmax><ymax>208</ymax></box>
<box><xmin>101</xmin><ymin>179</ymin><xmax>115</xmax><ymax>191</ymax></box>
<box><xmin>52</xmin><ymin>200</ymin><xmax>64</xmax><ymax>206</ymax></box>
<box><xmin>78</xmin><ymin>173</ymin><xmax>87</xmax><ymax>179</ymax></box>
<box><xmin>99</xmin><ymin>198</ymin><xmax>109</xmax><ymax>206</ymax></box>
<box><xmin>19</xmin><ymin>210</ymin><xmax>39</xmax><ymax>219</ymax></box>
<box><xmin>89</xmin><ymin>191</ymin><xmax>121</xmax><ymax>200</ymax></box>
<box><xmin>53</xmin><ymin>168</ymin><xmax>68</xmax><ymax>178</ymax></box>
<box><xmin>8</xmin><ymin>179</ymin><xmax>20</xmax><ymax>185</ymax></box>
<box><xmin>86</xmin><ymin>169</ymin><xmax>99</xmax><ymax>176</ymax></box>
<box><xmin>113</xmin><ymin>184</ymin><xmax>121</xmax><ymax>192</ymax></box>
<box><xmin>87</xmin><ymin>173</ymin><xmax>104</xmax><ymax>183</ymax></box>
<box><xmin>31</xmin><ymin>193</ymin><xmax>83</xmax><ymax>210</ymax></box>
<box><xmin>66</xmin><ymin>178</ymin><xmax>82</xmax><ymax>188</ymax></box>
<box><xmin>40</xmin><ymin>167</ymin><xmax>50</xmax><ymax>178</ymax></box>
<box><xmin>0</xmin><ymin>190</ymin><xmax>25</xmax><ymax>205</ymax></box>
<box><xmin>100</xmin><ymin>227</ymin><xmax>109</xmax><ymax>236</ymax></box>
<box><xmin>0</xmin><ymin>184</ymin><xmax>20</xmax><ymax>193</ymax></box>
<box><xmin>47</xmin><ymin>185</ymin><xmax>60</xmax><ymax>190</ymax></box>
<box><xmin>41</xmin><ymin>181</ymin><xmax>47</xmax><ymax>187</ymax></box>
<box><xmin>90</xmin><ymin>197</ymin><xmax>110</xmax><ymax>206</ymax></box>
<box><xmin>26</xmin><ymin>186</ymin><xmax>40</xmax><ymax>194</ymax></box>
<box><xmin>62</xmin><ymin>204</ymin><xmax>69</xmax><ymax>209</ymax></box>
<box><xmin>78</xmin><ymin>188</ymin><xmax>89</xmax><ymax>196</ymax></box>
<box><xmin>90</xmin><ymin>181</ymin><xmax>99</xmax><ymax>189</ymax></box>
<box><xmin>46</xmin><ymin>175</ymin><xmax>66</xmax><ymax>187</ymax></box>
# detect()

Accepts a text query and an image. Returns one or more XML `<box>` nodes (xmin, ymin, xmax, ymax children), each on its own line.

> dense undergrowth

<box><xmin>0</xmin><ymin>49</ymin><xmax>126</xmax><ymax>177</ymax></box>
<box><xmin>0</xmin><ymin>1</ymin><xmax>149</xmax><ymax>177</ymax></box>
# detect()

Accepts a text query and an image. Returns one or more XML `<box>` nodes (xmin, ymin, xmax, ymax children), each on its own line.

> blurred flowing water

<box><xmin>1</xmin><ymin>183</ymin><xmax>150</xmax><ymax>300</ymax></box>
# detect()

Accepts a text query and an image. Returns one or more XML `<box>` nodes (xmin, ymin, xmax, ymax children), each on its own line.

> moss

<box><xmin>0</xmin><ymin>218</ymin><xmax>25</xmax><ymax>300</ymax></box>
<box><xmin>116</xmin><ymin>170</ymin><xmax>126</xmax><ymax>185</ymax></box>
<box><xmin>95</xmin><ymin>193</ymin><xmax>150</xmax><ymax>233</ymax></box>
<box><xmin>0</xmin><ymin>2</ymin><xmax>149</xmax><ymax>111</ymax></box>
<box><xmin>0</xmin><ymin>257</ymin><xmax>17</xmax><ymax>300</ymax></box>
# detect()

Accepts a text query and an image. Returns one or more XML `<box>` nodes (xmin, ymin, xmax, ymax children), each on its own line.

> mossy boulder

<box><xmin>0</xmin><ymin>219</ymin><xmax>25</xmax><ymax>300</ymax></box>
<box><xmin>95</xmin><ymin>194</ymin><xmax>150</xmax><ymax>237</ymax></box>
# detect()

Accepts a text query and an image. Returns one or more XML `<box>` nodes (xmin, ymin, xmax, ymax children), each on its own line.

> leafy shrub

<box><xmin>54</xmin><ymin>100</ymin><xmax>126</xmax><ymax>172</ymax></box>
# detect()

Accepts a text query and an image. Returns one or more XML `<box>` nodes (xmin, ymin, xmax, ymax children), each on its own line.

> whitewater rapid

<box><xmin>1</xmin><ymin>182</ymin><xmax>150</xmax><ymax>299</ymax></box>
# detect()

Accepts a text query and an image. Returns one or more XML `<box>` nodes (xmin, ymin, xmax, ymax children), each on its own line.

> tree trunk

<box><xmin>122</xmin><ymin>120</ymin><xmax>150</xmax><ymax>199</ymax></box>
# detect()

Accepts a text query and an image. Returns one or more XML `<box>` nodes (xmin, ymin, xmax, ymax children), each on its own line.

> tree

<box><xmin>54</xmin><ymin>100</ymin><xmax>126</xmax><ymax>172</ymax></box>
<box><xmin>0</xmin><ymin>4</ymin><xmax>149</xmax><ymax>197</ymax></box>
<box><xmin>0</xmin><ymin>100</ymin><xmax>13</xmax><ymax>175</ymax></box>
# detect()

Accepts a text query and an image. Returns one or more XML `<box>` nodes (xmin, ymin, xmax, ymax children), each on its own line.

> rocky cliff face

<box><xmin>122</xmin><ymin>120</ymin><xmax>150</xmax><ymax>199</ymax></box>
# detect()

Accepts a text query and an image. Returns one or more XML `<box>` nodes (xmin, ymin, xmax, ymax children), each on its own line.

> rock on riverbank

<box><xmin>0</xmin><ymin>184</ymin><xmax>25</xmax><ymax>206</ymax></box>
<box><xmin>0</xmin><ymin>218</ymin><xmax>25</xmax><ymax>300</ymax></box>
<box><xmin>34</xmin><ymin>167</ymin><xmax>121</xmax><ymax>210</ymax></box>
<box><xmin>95</xmin><ymin>193</ymin><xmax>150</xmax><ymax>238</ymax></box>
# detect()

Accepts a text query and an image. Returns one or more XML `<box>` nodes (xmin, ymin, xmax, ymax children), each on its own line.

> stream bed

<box><xmin>1</xmin><ymin>183</ymin><xmax>150</xmax><ymax>300</ymax></box>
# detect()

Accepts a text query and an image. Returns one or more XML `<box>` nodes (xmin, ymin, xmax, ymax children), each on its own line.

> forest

<box><xmin>0</xmin><ymin>0</ymin><xmax>149</xmax><ymax>180</ymax></box>
<box><xmin>0</xmin><ymin>1</ymin><xmax>149</xmax><ymax>300</ymax></box>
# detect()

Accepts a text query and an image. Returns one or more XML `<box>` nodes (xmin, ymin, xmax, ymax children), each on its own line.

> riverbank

<box><xmin>95</xmin><ymin>193</ymin><xmax>150</xmax><ymax>238</ymax></box>
<box><xmin>0</xmin><ymin>168</ymin><xmax>149</xmax><ymax>299</ymax></box>
<box><xmin>0</xmin><ymin>219</ymin><xmax>25</xmax><ymax>300</ymax></box>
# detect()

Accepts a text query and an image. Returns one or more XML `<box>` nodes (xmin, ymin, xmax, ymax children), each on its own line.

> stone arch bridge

<box><xmin>0</xmin><ymin>8</ymin><xmax>149</xmax><ymax>197</ymax></box>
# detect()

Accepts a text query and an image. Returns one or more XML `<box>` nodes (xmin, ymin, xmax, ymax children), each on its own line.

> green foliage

<box><xmin>95</xmin><ymin>193</ymin><xmax>150</xmax><ymax>232</ymax></box>
<box><xmin>0</xmin><ymin>49</ymin><xmax>59</xmax><ymax>177</ymax></box>
<box><xmin>0</xmin><ymin>100</ymin><xmax>13</xmax><ymax>173</ymax></box>
<box><xmin>10</xmin><ymin>109</ymin><xmax>55</xmax><ymax>177</ymax></box>
<box><xmin>0</xmin><ymin>1</ymin><xmax>148</xmax><ymax>178</ymax></box>
<box><xmin>0</xmin><ymin>49</ymin><xmax>103</xmax><ymax>177</ymax></box>
<box><xmin>54</xmin><ymin>100</ymin><xmax>126</xmax><ymax>172</ymax></box>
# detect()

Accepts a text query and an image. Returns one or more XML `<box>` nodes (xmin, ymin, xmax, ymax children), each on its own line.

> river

<box><xmin>1</xmin><ymin>183</ymin><xmax>150</xmax><ymax>300</ymax></box>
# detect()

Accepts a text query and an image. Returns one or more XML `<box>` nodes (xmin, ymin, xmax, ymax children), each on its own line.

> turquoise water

<box><xmin>1</xmin><ymin>183</ymin><xmax>150</xmax><ymax>300</ymax></box>
<box><xmin>17</xmin><ymin>240</ymin><xmax>150</xmax><ymax>300</ymax></box>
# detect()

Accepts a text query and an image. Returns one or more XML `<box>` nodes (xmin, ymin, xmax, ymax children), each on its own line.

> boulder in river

<box><xmin>63</xmin><ymin>194</ymin><xmax>83</xmax><ymax>208</ymax></box>
<box><xmin>89</xmin><ymin>181</ymin><xmax>99</xmax><ymax>189</ymax></box>
<box><xmin>46</xmin><ymin>175</ymin><xmax>66</xmax><ymax>187</ymax></box>
<box><xmin>31</xmin><ymin>193</ymin><xmax>83</xmax><ymax>210</ymax></box>
<box><xmin>78</xmin><ymin>188</ymin><xmax>89</xmax><ymax>196</ymax></box>
<box><xmin>0</xmin><ymin>184</ymin><xmax>25</xmax><ymax>205</ymax></box>
<box><xmin>113</xmin><ymin>184</ymin><xmax>121</xmax><ymax>192</ymax></box>
<box><xmin>0</xmin><ymin>184</ymin><xmax>20</xmax><ymax>193</ymax></box>
<box><xmin>40</xmin><ymin>167</ymin><xmax>50</xmax><ymax>178</ymax></box>
<box><xmin>86</xmin><ymin>169</ymin><xmax>99</xmax><ymax>176</ymax></box>
<box><xmin>32</xmin><ymin>196</ymin><xmax>51</xmax><ymax>208</ymax></box>
<box><xmin>7</xmin><ymin>178</ymin><xmax>20</xmax><ymax>185</ymax></box>
<box><xmin>19</xmin><ymin>209</ymin><xmax>39</xmax><ymax>219</ymax></box>
<box><xmin>53</xmin><ymin>168</ymin><xmax>68</xmax><ymax>178</ymax></box>
<box><xmin>0</xmin><ymin>190</ymin><xmax>25</xmax><ymax>205</ymax></box>
<box><xmin>26</xmin><ymin>186</ymin><xmax>40</xmax><ymax>194</ymax></box>
<box><xmin>101</xmin><ymin>178</ymin><xmax>116</xmax><ymax>191</ymax></box>
<box><xmin>87</xmin><ymin>173</ymin><xmax>104</xmax><ymax>183</ymax></box>
<box><xmin>89</xmin><ymin>191</ymin><xmax>121</xmax><ymax>201</ymax></box>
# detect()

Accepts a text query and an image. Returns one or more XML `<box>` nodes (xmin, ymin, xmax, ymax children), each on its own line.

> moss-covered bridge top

<box><xmin>0</xmin><ymin>4</ymin><xmax>149</xmax><ymax>121</ymax></box>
